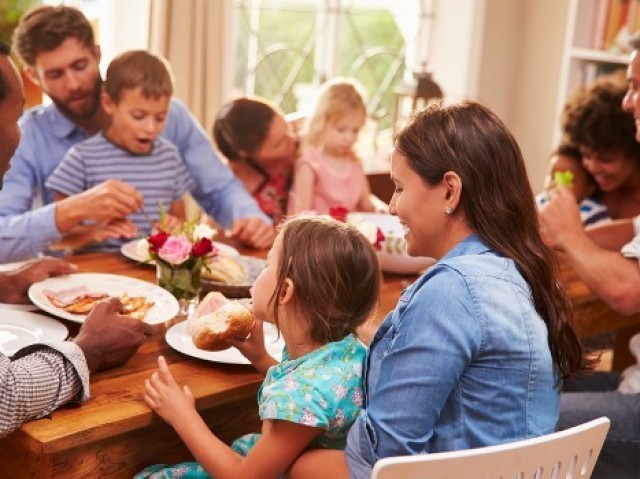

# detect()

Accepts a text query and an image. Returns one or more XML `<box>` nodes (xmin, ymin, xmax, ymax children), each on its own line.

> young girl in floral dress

<box><xmin>288</xmin><ymin>78</ymin><xmax>377</xmax><ymax>215</ymax></box>
<box><xmin>135</xmin><ymin>216</ymin><xmax>380</xmax><ymax>478</ymax></box>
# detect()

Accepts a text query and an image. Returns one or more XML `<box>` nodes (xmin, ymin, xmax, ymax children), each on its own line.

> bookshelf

<box><xmin>555</xmin><ymin>0</ymin><xmax>637</xmax><ymax>142</ymax></box>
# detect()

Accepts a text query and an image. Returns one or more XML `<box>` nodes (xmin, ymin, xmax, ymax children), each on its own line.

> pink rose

<box><xmin>158</xmin><ymin>235</ymin><xmax>192</xmax><ymax>265</ymax></box>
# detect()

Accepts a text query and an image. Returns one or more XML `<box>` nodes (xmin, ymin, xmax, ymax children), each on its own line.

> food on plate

<box><xmin>188</xmin><ymin>292</ymin><xmax>254</xmax><ymax>351</ymax></box>
<box><xmin>119</xmin><ymin>293</ymin><xmax>155</xmax><ymax>321</ymax></box>
<box><xmin>202</xmin><ymin>256</ymin><xmax>248</xmax><ymax>285</ymax></box>
<box><xmin>43</xmin><ymin>287</ymin><xmax>154</xmax><ymax>320</ymax></box>
<box><xmin>44</xmin><ymin>286</ymin><xmax>108</xmax><ymax>309</ymax></box>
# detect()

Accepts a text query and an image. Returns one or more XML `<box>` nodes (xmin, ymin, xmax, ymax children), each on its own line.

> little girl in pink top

<box><xmin>288</xmin><ymin>78</ymin><xmax>376</xmax><ymax>215</ymax></box>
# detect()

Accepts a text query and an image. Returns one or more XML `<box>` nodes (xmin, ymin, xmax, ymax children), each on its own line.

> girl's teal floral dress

<box><xmin>135</xmin><ymin>334</ymin><xmax>366</xmax><ymax>478</ymax></box>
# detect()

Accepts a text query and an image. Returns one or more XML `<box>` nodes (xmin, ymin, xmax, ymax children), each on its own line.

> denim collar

<box><xmin>439</xmin><ymin>233</ymin><xmax>491</xmax><ymax>263</ymax></box>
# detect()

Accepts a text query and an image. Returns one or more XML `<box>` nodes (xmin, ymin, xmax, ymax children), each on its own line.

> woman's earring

<box><xmin>444</xmin><ymin>206</ymin><xmax>454</xmax><ymax>215</ymax></box>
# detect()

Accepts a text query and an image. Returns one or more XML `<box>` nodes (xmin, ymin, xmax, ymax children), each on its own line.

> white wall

<box><xmin>507</xmin><ymin>0</ymin><xmax>569</xmax><ymax>191</ymax></box>
<box><xmin>429</xmin><ymin>0</ymin><xmax>569</xmax><ymax>192</ymax></box>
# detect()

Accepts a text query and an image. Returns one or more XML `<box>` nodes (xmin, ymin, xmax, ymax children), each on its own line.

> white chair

<box><xmin>371</xmin><ymin>417</ymin><xmax>610</xmax><ymax>479</ymax></box>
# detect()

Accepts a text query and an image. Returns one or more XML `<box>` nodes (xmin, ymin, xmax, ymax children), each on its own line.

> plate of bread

<box><xmin>120</xmin><ymin>239</ymin><xmax>239</xmax><ymax>265</ymax></box>
<box><xmin>28</xmin><ymin>273</ymin><xmax>180</xmax><ymax>324</ymax></box>
<box><xmin>201</xmin><ymin>255</ymin><xmax>267</xmax><ymax>298</ymax></box>
<box><xmin>166</xmin><ymin>292</ymin><xmax>284</xmax><ymax>364</ymax></box>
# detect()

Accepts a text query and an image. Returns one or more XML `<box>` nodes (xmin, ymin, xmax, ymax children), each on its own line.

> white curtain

<box><xmin>147</xmin><ymin>0</ymin><xmax>234</xmax><ymax>221</ymax></box>
<box><xmin>147</xmin><ymin>0</ymin><xmax>233</xmax><ymax>133</ymax></box>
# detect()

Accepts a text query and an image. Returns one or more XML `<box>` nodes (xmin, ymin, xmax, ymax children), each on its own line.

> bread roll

<box><xmin>191</xmin><ymin>301</ymin><xmax>254</xmax><ymax>351</ymax></box>
<box><xmin>202</xmin><ymin>256</ymin><xmax>248</xmax><ymax>285</ymax></box>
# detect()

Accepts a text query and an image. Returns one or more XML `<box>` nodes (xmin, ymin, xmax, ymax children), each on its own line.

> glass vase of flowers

<box><xmin>137</xmin><ymin>222</ymin><xmax>217</xmax><ymax>318</ymax></box>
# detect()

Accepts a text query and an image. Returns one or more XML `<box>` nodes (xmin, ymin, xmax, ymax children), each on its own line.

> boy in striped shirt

<box><xmin>46</xmin><ymin>50</ymin><xmax>194</xmax><ymax>253</ymax></box>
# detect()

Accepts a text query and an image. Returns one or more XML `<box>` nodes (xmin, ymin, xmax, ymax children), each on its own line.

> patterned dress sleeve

<box><xmin>0</xmin><ymin>341</ymin><xmax>90</xmax><ymax>438</ymax></box>
<box><xmin>259</xmin><ymin>335</ymin><xmax>366</xmax><ymax>449</ymax></box>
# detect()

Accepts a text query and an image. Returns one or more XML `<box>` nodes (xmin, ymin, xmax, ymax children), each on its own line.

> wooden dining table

<box><xmin>1</xmin><ymin>249</ymin><xmax>639</xmax><ymax>478</ymax></box>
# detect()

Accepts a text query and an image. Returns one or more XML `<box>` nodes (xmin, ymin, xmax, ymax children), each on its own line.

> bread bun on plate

<box><xmin>188</xmin><ymin>292</ymin><xmax>254</xmax><ymax>351</ymax></box>
<box><xmin>202</xmin><ymin>256</ymin><xmax>248</xmax><ymax>285</ymax></box>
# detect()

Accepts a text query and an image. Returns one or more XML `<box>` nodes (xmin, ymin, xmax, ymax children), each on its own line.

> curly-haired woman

<box><xmin>561</xmin><ymin>72</ymin><xmax>640</xmax><ymax>219</ymax></box>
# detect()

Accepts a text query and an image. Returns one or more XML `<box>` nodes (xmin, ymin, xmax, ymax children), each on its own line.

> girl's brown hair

<box><xmin>270</xmin><ymin>217</ymin><xmax>380</xmax><ymax>344</ymax></box>
<box><xmin>104</xmin><ymin>51</ymin><xmax>174</xmax><ymax>103</ymax></box>
<box><xmin>395</xmin><ymin>101</ymin><xmax>588</xmax><ymax>378</ymax></box>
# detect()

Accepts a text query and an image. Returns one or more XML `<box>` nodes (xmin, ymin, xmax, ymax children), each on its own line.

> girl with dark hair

<box><xmin>287</xmin><ymin>101</ymin><xmax>588</xmax><ymax>479</ymax></box>
<box><xmin>213</xmin><ymin>98</ymin><xmax>298</xmax><ymax>224</ymax></box>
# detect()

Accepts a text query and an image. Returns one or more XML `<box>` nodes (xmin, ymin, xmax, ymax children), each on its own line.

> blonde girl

<box><xmin>288</xmin><ymin>78</ymin><xmax>377</xmax><ymax>215</ymax></box>
<box><xmin>136</xmin><ymin>216</ymin><xmax>380</xmax><ymax>479</ymax></box>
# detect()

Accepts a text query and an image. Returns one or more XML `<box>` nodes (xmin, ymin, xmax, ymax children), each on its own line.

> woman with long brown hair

<box><xmin>288</xmin><ymin>101</ymin><xmax>587</xmax><ymax>479</ymax></box>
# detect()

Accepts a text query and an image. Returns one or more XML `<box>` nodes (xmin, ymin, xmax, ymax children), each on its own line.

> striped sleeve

<box><xmin>0</xmin><ymin>341</ymin><xmax>89</xmax><ymax>438</ymax></box>
<box><xmin>159</xmin><ymin>140</ymin><xmax>196</xmax><ymax>202</ymax></box>
<box><xmin>45</xmin><ymin>147</ymin><xmax>88</xmax><ymax>196</ymax></box>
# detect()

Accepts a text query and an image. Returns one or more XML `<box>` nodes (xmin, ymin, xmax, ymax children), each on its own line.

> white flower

<box><xmin>136</xmin><ymin>238</ymin><xmax>151</xmax><ymax>260</ymax></box>
<box><xmin>351</xmin><ymin>220</ymin><xmax>378</xmax><ymax>245</ymax></box>
<box><xmin>193</xmin><ymin>224</ymin><xmax>216</xmax><ymax>241</ymax></box>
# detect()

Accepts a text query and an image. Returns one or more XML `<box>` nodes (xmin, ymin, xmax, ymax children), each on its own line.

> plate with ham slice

<box><xmin>28</xmin><ymin>273</ymin><xmax>180</xmax><ymax>324</ymax></box>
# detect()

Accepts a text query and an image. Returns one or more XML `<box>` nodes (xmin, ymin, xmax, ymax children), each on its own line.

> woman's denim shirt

<box><xmin>346</xmin><ymin>234</ymin><xmax>560</xmax><ymax>478</ymax></box>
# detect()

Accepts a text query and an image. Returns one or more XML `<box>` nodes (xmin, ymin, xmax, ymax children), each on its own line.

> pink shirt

<box><xmin>297</xmin><ymin>147</ymin><xmax>366</xmax><ymax>214</ymax></box>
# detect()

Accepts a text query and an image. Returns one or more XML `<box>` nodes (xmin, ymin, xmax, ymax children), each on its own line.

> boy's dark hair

<box><xmin>104</xmin><ymin>50</ymin><xmax>174</xmax><ymax>103</ymax></box>
<box><xmin>270</xmin><ymin>216</ymin><xmax>380</xmax><ymax>344</ymax></box>
<box><xmin>554</xmin><ymin>143</ymin><xmax>581</xmax><ymax>162</ymax></box>
<box><xmin>13</xmin><ymin>5</ymin><xmax>95</xmax><ymax>67</ymax></box>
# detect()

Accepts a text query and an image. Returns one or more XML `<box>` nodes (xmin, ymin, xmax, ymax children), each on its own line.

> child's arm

<box><xmin>146</xmin><ymin>356</ymin><xmax>322</xmax><ymax>479</ymax></box>
<box><xmin>228</xmin><ymin>320</ymin><xmax>278</xmax><ymax>375</ymax></box>
<box><xmin>49</xmin><ymin>192</ymin><xmax>137</xmax><ymax>249</ymax></box>
<box><xmin>288</xmin><ymin>163</ymin><xmax>316</xmax><ymax>215</ymax></box>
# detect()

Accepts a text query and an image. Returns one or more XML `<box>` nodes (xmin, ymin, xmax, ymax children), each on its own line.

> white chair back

<box><xmin>371</xmin><ymin>417</ymin><xmax>610</xmax><ymax>479</ymax></box>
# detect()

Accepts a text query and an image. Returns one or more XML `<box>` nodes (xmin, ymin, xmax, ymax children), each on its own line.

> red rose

<box><xmin>329</xmin><ymin>206</ymin><xmax>349</xmax><ymax>223</ymax></box>
<box><xmin>374</xmin><ymin>227</ymin><xmax>385</xmax><ymax>251</ymax></box>
<box><xmin>148</xmin><ymin>231</ymin><xmax>169</xmax><ymax>252</ymax></box>
<box><xmin>192</xmin><ymin>238</ymin><xmax>214</xmax><ymax>257</ymax></box>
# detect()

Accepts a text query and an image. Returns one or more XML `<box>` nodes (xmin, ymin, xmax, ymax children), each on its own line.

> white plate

<box><xmin>347</xmin><ymin>212</ymin><xmax>436</xmax><ymax>275</ymax></box>
<box><xmin>166</xmin><ymin>320</ymin><xmax>284</xmax><ymax>364</ymax></box>
<box><xmin>121</xmin><ymin>239</ymin><xmax>239</xmax><ymax>265</ymax></box>
<box><xmin>0</xmin><ymin>311</ymin><xmax>68</xmax><ymax>356</ymax></box>
<box><xmin>28</xmin><ymin>273</ymin><xmax>180</xmax><ymax>324</ymax></box>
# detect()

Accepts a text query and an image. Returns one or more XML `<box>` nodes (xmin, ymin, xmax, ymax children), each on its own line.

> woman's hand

<box><xmin>144</xmin><ymin>356</ymin><xmax>196</xmax><ymax>427</ymax></box>
<box><xmin>230</xmin><ymin>217</ymin><xmax>275</xmax><ymax>249</ymax></box>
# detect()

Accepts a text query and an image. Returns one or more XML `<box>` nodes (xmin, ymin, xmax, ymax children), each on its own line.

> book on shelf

<box><xmin>592</xmin><ymin>0</ymin><xmax>610</xmax><ymax>50</ymax></box>
<box><xmin>603</xmin><ymin>0</ymin><xmax>628</xmax><ymax>49</ymax></box>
